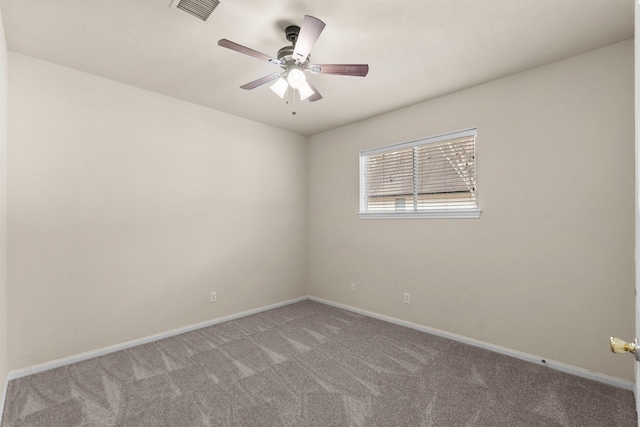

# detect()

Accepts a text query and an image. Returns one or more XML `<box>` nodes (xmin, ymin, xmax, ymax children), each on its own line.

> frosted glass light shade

<box><xmin>298</xmin><ymin>82</ymin><xmax>314</xmax><ymax>101</ymax></box>
<box><xmin>287</xmin><ymin>68</ymin><xmax>306</xmax><ymax>89</ymax></box>
<box><xmin>270</xmin><ymin>78</ymin><xmax>288</xmax><ymax>98</ymax></box>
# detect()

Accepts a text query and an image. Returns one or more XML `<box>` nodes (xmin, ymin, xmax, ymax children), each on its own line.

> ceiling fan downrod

<box><xmin>285</xmin><ymin>25</ymin><xmax>300</xmax><ymax>45</ymax></box>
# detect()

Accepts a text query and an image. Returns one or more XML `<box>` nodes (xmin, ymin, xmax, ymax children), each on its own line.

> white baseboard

<box><xmin>0</xmin><ymin>295</ymin><xmax>307</xmax><ymax>420</ymax></box>
<box><xmin>309</xmin><ymin>296</ymin><xmax>634</xmax><ymax>391</ymax></box>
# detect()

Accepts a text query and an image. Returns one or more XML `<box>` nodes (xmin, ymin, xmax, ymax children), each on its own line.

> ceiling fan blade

<box><xmin>240</xmin><ymin>73</ymin><xmax>282</xmax><ymax>90</ymax></box>
<box><xmin>310</xmin><ymin>64</ymin><xmax>369</xmax><ymax>77</ymax></box>
<box><xmin>218</xmin><ymin>39</ymin><xmax>281</xmax><ymax>66</ymax></box>
<box><xmin>305</xmin><ymin>80</ymin><xmax>323</xmax><ymax>102</ymax></box>
<box><xmin>292</xmin><ymin>15</ymin><xmax>326</xmax><ymax>65</ymax></box>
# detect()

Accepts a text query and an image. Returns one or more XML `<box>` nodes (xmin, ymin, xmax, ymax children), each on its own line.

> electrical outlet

<box><xmin>210</xmin><ymin>292</ymin><xmax>217</xmax><ymax>303</ymax></box>
<box><xmin>350</xmin><ymin>283</ymin><xmax>356</xmax><ymax>292</ymax></box>
<box><xmin>404</xmin><ymin>293</ymin><xmax>410</xmax><ymax>304</ymax></box>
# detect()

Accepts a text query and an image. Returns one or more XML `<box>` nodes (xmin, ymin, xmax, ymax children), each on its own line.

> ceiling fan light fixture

<box><xmin>287</xmin><ymin>68</ymin><xmax>306</xmax><ymax>89</ymax></box>
<box><xmin>270</xmin><ymin>77</ymin><xmax>288</xmax><ymax>98</ymax></box>
<box><xmin>298</xmin><ymin>82</ymin><xmax>314</xmax><ymax>101</ymax></box>
<box><xmin>218</xmin><ymin>15</ymin><xmax>369</xmax><ymax>107</ymax></box>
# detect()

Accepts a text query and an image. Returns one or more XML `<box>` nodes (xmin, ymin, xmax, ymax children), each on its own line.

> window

<box><xmin>359</xmin><ymin>128</ymin><xmax>480</xmax><ymax>219</ymax></box>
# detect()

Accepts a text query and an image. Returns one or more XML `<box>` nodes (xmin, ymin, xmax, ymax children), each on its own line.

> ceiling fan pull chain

<box><xmin>291</xmin><ymin>89</ymin><xmax>297</xmax><ymax>115</ymax></box>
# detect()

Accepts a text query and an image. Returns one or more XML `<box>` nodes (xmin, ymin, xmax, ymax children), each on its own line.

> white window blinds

<box><xmin>359</xmin><ymin>129</ymin><xmax>480</xmax><ymax>218</ymax></box>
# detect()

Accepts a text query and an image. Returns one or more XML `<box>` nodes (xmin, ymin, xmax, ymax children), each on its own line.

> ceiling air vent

<box><xmin>172</xmin><ymin>0</ymin><xmax>219</xmax><ymax>21</ymax></box>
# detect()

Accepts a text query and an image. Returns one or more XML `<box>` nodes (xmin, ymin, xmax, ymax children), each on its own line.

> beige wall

<box><xmin>0</xmin><ymin>6</ymin><xmax>9</xmax><ymax>394</ymax></box>
<box><xmin>3</xmin><ymin>37</ymin><xmax>635</xmax><ymax>384</ymax></box>
<box><xmin>7</xmin><ymin>53</ymin><xmax>308</xmax><ymax>369</ymax></box>
<box><xmin>308</xmin><ymin>40</ymin><xmax>635</xmax><ymax>381</ymax></box>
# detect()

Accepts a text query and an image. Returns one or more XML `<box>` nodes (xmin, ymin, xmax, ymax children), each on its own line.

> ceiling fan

<box><xmin>218</xmin><ymin>15</ymin><xmax>369</xmax><ymax>105</ymax></box>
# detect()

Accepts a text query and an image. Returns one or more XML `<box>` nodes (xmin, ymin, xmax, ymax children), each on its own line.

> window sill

<box><xmin>357</xmin><ymin>209</ymin><xmax>482</xmax><ymax>219</ymax></box>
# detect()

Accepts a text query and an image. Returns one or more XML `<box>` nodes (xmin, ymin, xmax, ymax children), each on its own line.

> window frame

<box><xmin>358</xmin><ymin>128</ymin><xmax>481</xmax><ymax>219</ymax></box>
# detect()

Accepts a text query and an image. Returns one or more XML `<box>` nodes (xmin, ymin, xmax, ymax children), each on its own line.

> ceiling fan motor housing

<box><xmin>277</xmin><ymin>45</ymin><xmax>309</xmax><ymax>68</ymax></box>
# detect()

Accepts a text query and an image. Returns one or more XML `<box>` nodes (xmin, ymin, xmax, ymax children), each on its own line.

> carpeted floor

<box><xmin>1</xmin><ymin>300</ymin><xmax>636</xmax><ymax>426</ymax></box>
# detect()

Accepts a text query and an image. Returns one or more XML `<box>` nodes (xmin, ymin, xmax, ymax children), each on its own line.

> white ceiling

<box><xmin>0</xmin><ymin>0</ymin><xmax>634</xmax><ymax>136</ymax></box>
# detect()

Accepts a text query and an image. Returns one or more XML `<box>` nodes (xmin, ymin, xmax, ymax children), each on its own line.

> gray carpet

<box><xmin>1</xmin><ymin>300</ymin><xmax>636</xmax><ymax>426</ymax></box>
